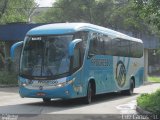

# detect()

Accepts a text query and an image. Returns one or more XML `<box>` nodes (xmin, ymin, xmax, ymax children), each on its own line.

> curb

<box><xmin>136</xmin><ymin>106</ymin><xmax>160</xmax><ymax>120</ymax></box>
<box><xmin>136</xmin><ymin>106</ymin><xmax>152</xmax><ymax>115</ymax></box>
<box><xmin>0</xmin><ymin>84</ymin><xmax>18</xmax><ymax>88</ymax></box>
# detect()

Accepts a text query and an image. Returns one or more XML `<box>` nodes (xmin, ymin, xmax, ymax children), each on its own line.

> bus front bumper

<box><xmin>19</xmin><ymin>84</ymin><xmax>75</xmax><ymax>99</ymax></box>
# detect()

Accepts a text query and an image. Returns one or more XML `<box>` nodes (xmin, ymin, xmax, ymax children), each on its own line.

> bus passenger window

<box><xmin>89</xmin><ymin>33</ymin><xmax>104</xmax><ymax>55</ymax></box>
<box><xmin>73</xmin><ymin>48</ymin><xmax>80</xmax><ymax>70</ymax></box>
<box><xmin>112</xmin><ymin>39</ymin><xmax>119</xmax><ymax>56</ymax></box>
<box><xmin>74</xmin><ymin>31</ymin><xmax>89</xmax><ymax>48</ymax></box>
<box><xmin>103</xmin><ymin>35</ymin><xmax>112</xmax><ymax>55</ymax></box>
<box><xmin>89</xmin><ymin>37</ymin><xmax>98</xmax><ymax>54</ymax></box>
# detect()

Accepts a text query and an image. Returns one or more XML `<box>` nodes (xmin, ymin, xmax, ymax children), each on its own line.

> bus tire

<box><xmin>84</xmin><ymin>82</ymin><xmax>92</xmax><ymax>104</ymax></box>
<box><xmin>43</xmin><ymin>98</ymin><xmax>51</xmax><ymax>103</ymax></box>
<box><xmin>122</xmin><ymin>79</ymin><xmax>134</xmax><ymax>95</ymax></box>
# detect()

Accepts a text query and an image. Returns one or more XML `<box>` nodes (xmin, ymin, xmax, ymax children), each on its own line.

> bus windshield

<box><xmin>20</xmin><ymin>35</ymin><xmax>73</xmax><ymax>79</ymax></box>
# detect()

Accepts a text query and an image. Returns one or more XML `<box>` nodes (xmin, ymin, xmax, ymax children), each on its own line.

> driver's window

<box><xmin>73</xmin><ymin>47</ymin><xmax>80</xmax><ymax>70</ymax></box>
<box><xmin>89</xmin><ymin>33</ymin><xmax>99</xmax><ymax>54</ymax></box>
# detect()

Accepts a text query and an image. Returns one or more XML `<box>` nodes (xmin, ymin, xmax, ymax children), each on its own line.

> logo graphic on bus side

<box><xmin>116</xmin><ymin>61</ymin><xmax>126</xmax><ymax>87</ymax></box>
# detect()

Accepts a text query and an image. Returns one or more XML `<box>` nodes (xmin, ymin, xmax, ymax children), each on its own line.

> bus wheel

<box><xmin>43</xmin><ymin>98</ymin><xmax>51</xmax><ymax>103</ymax></box>
<box><xmin>84</xmin><ymin>82</ymin><xmax>92</xmax><ymax>104</ymax></box>
<box><xmin>122</xmin><ymin>79</ymin><xmax>134</xmax><ymax>95</ymax></box>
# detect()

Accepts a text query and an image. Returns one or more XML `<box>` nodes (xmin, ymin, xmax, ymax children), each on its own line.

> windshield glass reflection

<box><xmin>20</xmin><ymin>35</ymin><xmax>73</xmax><ymax>79</ymax></box>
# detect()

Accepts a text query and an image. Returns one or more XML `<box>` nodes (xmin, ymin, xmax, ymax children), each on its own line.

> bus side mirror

<box><xmin>10</xmin><ymin>41</ymin><xmax>23</xmax><ymax>60</ymax></box>
<box><xmin>69</xmin><ymin>39</ymin><xmax>82</xmax><ymax>56</ymax></box>
<box><xmin>69</xmin><ymin>39</ymin><xmax>82</xmax><ymax>73</ymax></box>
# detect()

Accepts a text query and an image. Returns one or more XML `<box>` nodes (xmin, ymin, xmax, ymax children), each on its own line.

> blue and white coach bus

<box><xmin>11</xmin><ymin>23</ymin><xmax>144</xmax><ymax>104</ymax></box>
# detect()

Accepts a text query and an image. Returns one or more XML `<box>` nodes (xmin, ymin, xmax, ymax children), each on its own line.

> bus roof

<box><xmin>27</xmin><ymin>23</ymin><xmax>142</xmax><ymax>43</ymax></box>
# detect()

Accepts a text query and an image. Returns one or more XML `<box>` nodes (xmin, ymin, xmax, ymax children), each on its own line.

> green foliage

<box><xmin>35</xmin><ymin>0</ymin><xmax>103</xmax><ymax>23</ymax></box>
<box><xmin>0</xmin><ymin>0</ymin><xmax>36</xmax><ymax>24</ymax></box>
<box><xmin>0</xmin><ymin>71</ymin><xmax>18</xmax><ymax>85</ymax></box>
<box><xmin>134</xmin><ymin>0</ymin><xmax>160</xmax><ymax>50</ymax></box>
<box><xmin>0</xmin><ymin>57</ymin><xmax>18</xmax><ymax>85</ymax></box>
<box><xmin>134</xmin><ymin>0</ymin><xmax>160</xmax><ymax>31</ymax></box>
<box><xmin>137</xmin><ymin>89</ymin><xmax>160</xmax><ymax>114</ymax></box>
<box><xmin>111</xmin><ymin>0</ymin><xmax>149</xmax><ymax>34</ymax></box>
<box><xmin>148</xmin><ymin>76</ymin><xmax>160</xmax><ymax>83</ymax></box>
<box><xmin>35</xmin><ymin>0</ymin><xmax>115</xmax><ymax>25</ymax></box>
<box><xmin>35</xmin><ymin>0</ymin><xmax>151</xmax><ymax>35</ymax></box>
<box><xmin>157</xmin><ymin>50</ymin><xmax>160</xmax><ymax>55</ymax></box>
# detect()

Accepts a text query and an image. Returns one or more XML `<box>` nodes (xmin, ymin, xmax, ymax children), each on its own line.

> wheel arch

<box><xmin>130</xmin><ymin>76</ymin><xmax>135</xmax><ymax>88</ymax></box>
<box><xmin>88</xmin><ymin>78</ymin><xmax>96</xmax><ymax>96</ymax></box>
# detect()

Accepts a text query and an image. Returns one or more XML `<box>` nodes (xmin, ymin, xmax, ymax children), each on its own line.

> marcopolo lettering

<box><xmin>91</xmin><ymin>59</ymin><xmax>111</xmax><ymax>66</ymax></box>
<box><xmin>38</xmin><ymin>80</ymin><xmax>58</xmax><ymax>85</ymax></box>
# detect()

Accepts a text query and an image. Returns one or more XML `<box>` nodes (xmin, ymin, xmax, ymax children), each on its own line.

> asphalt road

<box><xmin>0</xmin><ymin>83</ymin><xmax>159</xmax><ymax>120</ymax></box>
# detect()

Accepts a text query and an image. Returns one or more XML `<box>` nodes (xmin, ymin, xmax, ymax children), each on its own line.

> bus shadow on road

<box><xmin>0</xmin><ymin>92</ymin><xmax>139</xmax><ymax>114</ymax></box>
<box><xmin>92</xmin><ymin>92</ymin><xmax>138</xmax><ymax>103</ymax></box>
<box><xmin>26</xmin><ymin>92</ymin><xmax>138</xmax><ymax>108</ymax></box>
<box><xmin>85</xmin><ymin>92</ymin><xmax>138</xmax><ymax>105</ymax></box>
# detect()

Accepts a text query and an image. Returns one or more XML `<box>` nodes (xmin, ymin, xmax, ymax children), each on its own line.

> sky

<box><xmin>35</xmin><ymin>0</ymin><xmax>55</xmax><ymax>7</ymax></box>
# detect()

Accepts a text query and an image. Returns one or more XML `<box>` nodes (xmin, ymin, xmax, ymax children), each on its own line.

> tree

<box><xmin>134</xmin><ymin>0</ymin><xmax>160</xmax><ymax>54</ymax></box>
<box><xmin>34</xmin><ymin>0</ymin><xmax>115</xmax><ymax>27</ymax></box>
<box><xmin>134</xmin><ymin>0</ymin><xmax>160</xmax><ymax>31</ymax></box>
<box><xmin>0</xmin><ymin>0</ymin><xmax>9</xmax><ymax>19</ymax></box>
<box><xmin>110</xmin><ymin>0</ymin><xmax>151</xmax><ymax>36</ymax></box>
<box><xmin>35</xmin><ymin>0</ymin><xmax>149</xmax><ymax>32</ymax></box>
<box><xmin>0</xmin><ymin>0</ymin><xmax>37</xmax><ymax>24</ymax></box>
<box><xmin>34</xmin><ymin>0</ymin><xmax>155</xmax><ymax>38</ymax></box>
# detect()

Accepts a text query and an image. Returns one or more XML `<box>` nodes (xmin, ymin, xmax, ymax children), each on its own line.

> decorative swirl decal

<box><xmin>116</xmin><ymin>61</ymin><xmax>126</xmax><ymax>87</ymax></box>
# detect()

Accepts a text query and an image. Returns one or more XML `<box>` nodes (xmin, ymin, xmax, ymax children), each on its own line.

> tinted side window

<box><xmin>103</xmin><ymin>35</ymin><xmax>112</xmax><ymax>55</ymax></box>
<box><xmin>89</xmin><ymin>33</ymin><xmax>143</xmax><ymax>58</ymax></box>
<box><xmin>130</xmin><ymin>41</ymin><xmax>136</xmax><ymax>57</ymax></box>
<box><xmin>89</xmin><ymin>33</ymin><xmax>98</xmax><ymax>54</ymax></box>
<box><xmin>111</xmin><ymin>38</ymin><xmax>143</xmax><ymax>58</ymax></box>
<box><xmin>137</xmin><ymin>42</ymin><xmax>143</xmax><ymax>57</ymax></box>
<box><xmin>89</xmin><ymin>33</ymin><xmax>104</xmax><ymax>55</ymax></box>
<box><xmin>130</xmin><ymin>41</ymin><xmax>143</xmax><ymax>58</ymax></box>
<box><xmin>74</xmin><ymin>31</ymin><xmax>89</xmax><ymax>48</ymax></box>
<box><xmin>73</xmin><ymin>47</ymin><xmax>80</xmax><ymax>70</ymax></box>
<box><xmin>74</xmin><ymin>31</ymin><xmax>89</xmax><ymax>64</ymax></box>
<box><xmin>119</xmin><ymin>39</ymin><xmax>130</xmax><ymax>57</ymax></box>
<box><xmin>113</xmin><ymin>38</ymin><xmax>122</xmax><ymax>56</ymax></box>
<box><xmin>112</xmin><ymin>38</ymin><xmax>119</xmax><ymax>56</ymax></box>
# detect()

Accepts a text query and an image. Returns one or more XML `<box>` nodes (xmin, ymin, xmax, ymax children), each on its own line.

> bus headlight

<box><xmin>57</xmin><ymin>82</ymin><xmax>66</xmax><ymax>87</ymax></box>
<box><xmin>66</xmin><ymin>78</ymin><xmax>75</xmax><ymax>85</ymax></box>
<box><xmin>19</xmin><ymin>82</ymin><xmax>28</xmax><ymax>87</ymax></box>
<box><xmin>19</xmin><ymin>80</ymin><xmax>28</xmax><ymax>87</ymax></box>
<box><xmin>56</xmin><ymin>78</ymin><xmax>75</xmax><ymax>87</ymax></box>
<box><xmin>18</xmin><ymin>77</ymin><xmax>29</xmax><ymax>87</ymax></box>
<box><xmin>22</xmin><ymin>83</ymin><xmax>27</xmax><ymax>86</ymax></box>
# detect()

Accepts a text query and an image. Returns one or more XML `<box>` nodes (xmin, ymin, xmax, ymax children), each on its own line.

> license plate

<box><xmin>37</xmin><ymin>92</ymin><xmax>46</xmax><ymax>96</ymax></box>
